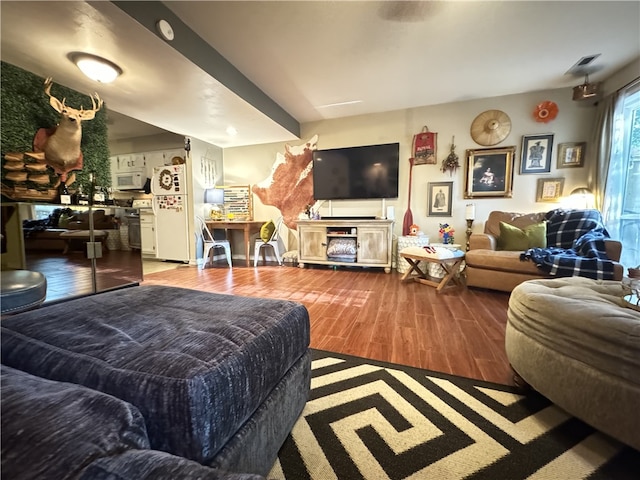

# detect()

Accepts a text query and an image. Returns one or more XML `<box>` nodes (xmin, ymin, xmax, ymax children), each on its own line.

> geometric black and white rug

<box><xmin>270</xmin><ymin>350</ymin><xmax>639</xmax><ymax>479</ymax></box>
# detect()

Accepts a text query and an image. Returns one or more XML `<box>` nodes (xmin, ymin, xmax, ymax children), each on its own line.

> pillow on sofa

<box><xmin>58</xmin><ymin>213</ymin><xmax>72</xmax><ymax>227</ymax></box>
<box><xmin>498</xmin><ymin>221</ymin><xmax>547</xmax><ymax>251</ymax></box>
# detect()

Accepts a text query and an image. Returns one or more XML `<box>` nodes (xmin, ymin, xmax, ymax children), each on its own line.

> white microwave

<box><xmin>115</xmin><ymin>170</ymin><xmax>145</xmax><ymax>190</ymax></box>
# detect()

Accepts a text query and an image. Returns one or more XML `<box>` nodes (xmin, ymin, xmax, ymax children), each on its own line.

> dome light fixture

<box><xmin>69</xmin><ymin>52</ymin><xmax>122</xmax><ymax>83</ymax></box>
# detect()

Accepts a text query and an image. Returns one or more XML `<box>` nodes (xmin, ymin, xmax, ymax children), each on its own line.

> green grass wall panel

<box><xmin>1</xmin><ymin>61</ymin><xmax>111</xmax><ymax>199</ymax></box>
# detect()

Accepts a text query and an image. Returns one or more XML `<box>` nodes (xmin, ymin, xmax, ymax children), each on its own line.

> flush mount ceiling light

<box><xmin>69</xmin><ymin>52</ymin><xmax>122</xmax><ymax>83</ymax></box>
<box><xmin>156</xmin><ymin>19</ymin><xmax>175</xmax><ymax>41</ymax></box>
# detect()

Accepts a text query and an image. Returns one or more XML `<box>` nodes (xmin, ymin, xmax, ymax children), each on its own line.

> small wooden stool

<box><xmin>400</xmin><ymin>248</ymin><xmax>466</xmax><ymax>293</ymax></box>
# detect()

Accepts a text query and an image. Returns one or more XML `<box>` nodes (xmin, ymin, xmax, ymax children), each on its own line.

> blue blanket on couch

<box><xmin>520</xmin><ymin>209</ymin><xmax>617</xmax><ymax>280</ymax></box>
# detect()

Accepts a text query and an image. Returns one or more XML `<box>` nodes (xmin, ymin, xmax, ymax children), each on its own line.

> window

<box><xmin>607</xmin><ymin>79</ymin><xmax>640</xmax><ymax>269</ymax></box>
<box><xmin>33</xmin><ymin>204</ymin><xmax>59</xmax><ymax>220</ymax></box>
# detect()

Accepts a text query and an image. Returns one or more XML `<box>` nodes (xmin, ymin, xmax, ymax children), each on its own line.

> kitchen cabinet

<box><xmin>143</xmin><ymin>151</ymin><xmax>168</xmax><ymax>180</ymax></box>
<box><xmin>112</xmin><ymin>154</ymin><xmax>146</xmax><ymax>172</ymax></box>
<box><xmin>145</xmin><ymin>149</ymin><xmax>184</xmax><ymax>179</ymax></box>
<box><xmin>111</xmin><ymin>149</ymin><xmax>186</xmax><ymax>192</ymax></box>
<box><xmin>164</xmin><ymin>149</ymin><xmax>185</xmax><ymax>164</ymax></box>
<box><xmin>297</xmin><ymin>219</ymin><xmax>393</xmax><ymax>273</ymax></box>
<box><xmin>140</xmin><ymin>211</ymin><xmax>156</xmax><ymax>256</ymax></box>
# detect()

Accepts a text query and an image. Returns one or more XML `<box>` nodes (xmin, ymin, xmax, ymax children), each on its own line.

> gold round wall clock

<box><xmin>470</xmin><ymin>110</ymin><xmax>512</xmax><ymax>146</ymax></box>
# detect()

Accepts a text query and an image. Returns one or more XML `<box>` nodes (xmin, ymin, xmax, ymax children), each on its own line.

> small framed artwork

<box><xmin>536</xmin><ymin>177</ymin><xmax>565</xmax><ymax>202</ymax></box>
<box><xmin>557</xmin><ymin>142</ymin><xmax>586</xmax><ymax>168</ymax></box>
<box><xmin>428</xmin><ymin>181</ymin><xmax>453</xmax><ymax>216</ymax></box>
<box><xmin>464</xmin><ymin>146</ymin><xmax>515</xmax><ymax>198</ymax></box>
<box><xmin>520</xmin><ymin>133</ymin><xmax>554</xmax><ymax>174</ymax></box>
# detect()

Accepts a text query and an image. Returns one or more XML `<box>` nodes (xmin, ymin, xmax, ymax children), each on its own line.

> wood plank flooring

<box><xmin>26</xmin><ymin>250</ymin><xmax>144</xmax><ymax>302</ymax></box>
<box><xmin>142</xmin><ymin>263</ymin><xmax>516</xmax><ymax>386</ymax></box>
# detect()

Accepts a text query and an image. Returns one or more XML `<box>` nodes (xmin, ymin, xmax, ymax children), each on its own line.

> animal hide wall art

<box><xmin>252</xmin><ymin>135</ymin><xmax>318</xmax><ymax>229</ymax></box>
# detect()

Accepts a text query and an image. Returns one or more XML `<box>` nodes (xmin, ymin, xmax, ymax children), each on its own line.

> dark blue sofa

<box><xmin>1</xmin><ymin>285</ymin><xmax>311</xmax><ymax>479</ymax></box>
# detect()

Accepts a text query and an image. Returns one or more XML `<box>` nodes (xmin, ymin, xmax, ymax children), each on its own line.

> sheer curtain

<box><xmin>588</xmin><ymin>93</ymin><xmax>617</xmax><ymax>212</ymax></box>
<box><xmin>594</xmin><ymin>78</ymin><xmax>640</xmax><ymax>269</ymax></box>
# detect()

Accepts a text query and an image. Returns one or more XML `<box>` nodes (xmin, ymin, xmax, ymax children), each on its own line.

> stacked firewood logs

<box><xmin>1</xmin><ymin>152</ymin><xmax>58</xmax><ymax>201</ymax></box>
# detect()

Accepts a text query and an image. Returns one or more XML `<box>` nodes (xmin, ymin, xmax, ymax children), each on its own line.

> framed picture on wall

<box><xmin>557</xmin><ymin>142</ymin><xmax>586</xmax><ymax>168</ymax></box>
<box><xmin>428</xmin><ymin>181</ymin><xmax>453</xmax><ymax>216</ymax></box>
<box><xmin>520</xmin><ymin>133</ymin><xmax>554</xmax><ymax>174</ymax></box>
<box><xmin>464</xmin><ymin>146</ymin><xmax>515</xmax><ymax>198</ymax></box>
<box><xmin>536</xmin><ymin>177</ymin><xmax>565</xmax><ymax>202</ymax></box>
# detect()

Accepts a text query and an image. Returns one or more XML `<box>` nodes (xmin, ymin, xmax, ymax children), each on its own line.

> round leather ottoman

<box><xmin>1</xmin><ymin>270</ymin><xmax>47</xmax><ymax>315</ymax></box>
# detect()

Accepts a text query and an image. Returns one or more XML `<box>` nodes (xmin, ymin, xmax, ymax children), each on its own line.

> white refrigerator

<box><xmin>151</xmin><ymin>164</ymin><xmax>190</xmax><ymax>262</ymax></box>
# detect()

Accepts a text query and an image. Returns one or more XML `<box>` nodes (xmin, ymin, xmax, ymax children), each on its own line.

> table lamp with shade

<box><xmin>568</xmin><ymin>187</ymin><xmax>595</xmax><ymax>209</ymax></box>
<box><xmin>204</xmin><ymin>187</ymin><xmax>225</xmax><ymax>220</ymax></box>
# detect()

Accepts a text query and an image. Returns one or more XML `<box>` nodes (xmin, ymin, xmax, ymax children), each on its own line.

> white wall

<box><xmin>221</xmin><ymin>141</ymin><xmax>296</xmax><ymax>251</ymax></box>
<box><xmin>108</xmin><ymin>61</ymin><xmax>638</xmax><ymax>263</ymax></box>
<box><xmin>602</xmin><ymin>58</ymin><xmax>640</xmax><ymax>97</ymax></box>
<box><xmin>224</xmin><ymin>85</ymin><xmax>596</xmax><ymax>246</ymax></box>
<box><xmin>188</xmin><ymin>137</ymin><xmax>224</xmax><ymax>220</ymax></box>
<box><xmin>109</xmin><ymin>132</ymin><xmax>184</xmax><ymax>155</ymax></box>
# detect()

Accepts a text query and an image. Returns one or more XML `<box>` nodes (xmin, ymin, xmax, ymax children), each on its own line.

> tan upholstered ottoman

<box><xmin>506</xmin><ymin>277</ymin><xmax>640</xmax><ymax>450</ymax></box>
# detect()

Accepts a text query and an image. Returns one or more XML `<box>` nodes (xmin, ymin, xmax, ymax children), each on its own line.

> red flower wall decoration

<box><xmin>533</xmin><ymin>101</ymin><xmax>559</xmax><ymax>123</ymax></box>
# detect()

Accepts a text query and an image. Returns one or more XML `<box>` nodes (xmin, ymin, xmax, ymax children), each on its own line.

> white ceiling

<box><xmin>1</xmin><ymin>1</ymin><xmax>639</xmax><ymax>148</ymax></box>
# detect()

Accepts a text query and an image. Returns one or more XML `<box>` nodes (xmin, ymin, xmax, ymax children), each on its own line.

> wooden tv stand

<box><xmin>297</xmin><ymin>219</ymin><xmax>394</xmax><ymax>273</ymax></box>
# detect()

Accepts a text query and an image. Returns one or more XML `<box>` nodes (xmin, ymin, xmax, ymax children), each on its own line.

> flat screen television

<box><xmin>312</xmin><ymin>142</ymin><xmax>400</xmax><ymax>200</ymax></box>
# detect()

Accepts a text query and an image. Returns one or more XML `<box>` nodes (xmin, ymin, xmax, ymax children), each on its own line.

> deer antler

<box><xmin>44</xmin><ymin>77</ymin><xmax>53</xmax><ymax>97</ymax></box>
<box><xmin>44</xmin><ymin>77</ymin><xmax>102</xmax><ymax>115</ymax></box>
<box><xmin>89</xmin><ymin>92</ymin><xmax>103</xmax><ymax>113</ymax></box>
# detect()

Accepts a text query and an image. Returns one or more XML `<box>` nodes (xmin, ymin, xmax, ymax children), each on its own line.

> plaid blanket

<box><xmin>520</xmin><ymin>209</ymin><xmax>617</xmax><ymax>280</ymax></box>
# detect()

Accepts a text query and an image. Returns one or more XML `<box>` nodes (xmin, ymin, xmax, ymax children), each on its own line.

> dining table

<box><xmin>205</xmin><ymin>220</ymin><xmax>265</xmax><ymax>267</ymax></box>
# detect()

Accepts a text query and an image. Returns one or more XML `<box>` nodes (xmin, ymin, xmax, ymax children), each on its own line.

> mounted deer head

<box><xmin>34</xmin><ymin>77</ymin><xmax>103</xmax><ymax>178</ymax></box>
<box><xmin>44</xmin><ymin>77</ymin><xmax>103</xmax><ymax>123</ymax></box>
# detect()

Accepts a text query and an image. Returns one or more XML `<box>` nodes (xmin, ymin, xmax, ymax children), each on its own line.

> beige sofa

<box><xmin>465</xmin><ymin>211</ymin><xmax>623</xmax><ymax>292</ymax></box>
